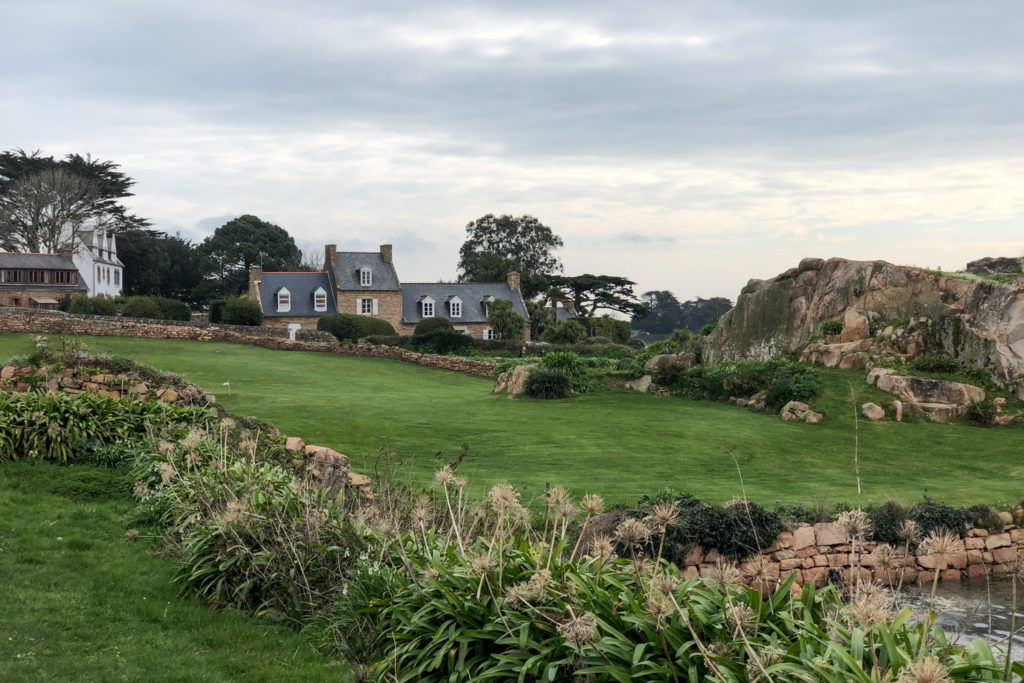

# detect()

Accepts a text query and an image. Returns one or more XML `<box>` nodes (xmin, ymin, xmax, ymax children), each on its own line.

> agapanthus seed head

<box><xmin>548</xmin><ymin>485</ymin><xmax>570</xmax><ymax>507</ymax></box>
<box><xmin>558</xmin><ymin>502</ymin><xmax>578</xmax><ymax>521</ymax></box>
<box><xmin>527</xmin><ymin>569</ymin><xmax>552</xmax><ymax>596</ymax></box>
<box><xmin>836</xmin><ymin>509</ymin><xmax>873</xmax><ymax>541</ymax></box>
<box><xmin>871</xmin><ymin>544</ymin><xmax>900</xmax><ymax>572</ymax></box>
<box><xmin>711</xmin><ymin>560</ymin><xmax>743</xmax><ymax>587</ymax></box>
<box><xmin>488</xmin><ymin>483</ymin><xmax>520</xmax><ymax>512</ymax></box>
<box><xmin>614</xmin><ymin>518</ymin><xmax>651</xmax><ymax>547</ymax></box>
<box><xmin>581</xmin><ymin>493</ymin><xmax>604</xmax><ymax>516</ymax></box>
<box><xmin>157</xmin><ymin>441</ymin><xmax>176</xmax><ymax>455</ymax></box>
<box><xmin>741</xmin><ymin>555</ymin><xmax>776</xmax><ymax>587</ymax></box>
<box><xmin>919</xmin><ymin>530</ymin><xmax>964</xmax><ymax>559</ymax></box>
<box><xmin>182</xmin><ymin>428</ymin><xmax>204</xmax><ymax>451</ymax></box>
<box><xmin>132</xmin><ymin>480</ymin><xmax>150</xmax><ymax>500</ymax></box>
<box><xmin>434</xmin><ymin>465</ymin><xmax>454</xmax><ymax>485</ymax></box>
<box><xmin>468</xmin><ymin>553</ymin><xmax>494</xmax><ymax>575</ymax></box>
<box><xmin>219</xmin><ymin>417</ymin><xmax>235</xmax><ymax>433</ymax></box>
<box><xmin>651</xmin><ymin>501</ymin><xmax>678</xmax><ymax>528</ymax></box>
<box><xmin>898</xmin><ymin>519</ymin><xmax>922</xmax><ymax>545</ymax></box>
<box><xmin>644</xmin><ymin>596</ymin><xmax>673</xmax><ymax>627</ymax></box>
<box><xmin>590</xmin><ymin>535</ymin><xmax>614</xmax><ymax>558</ymax></box>
<box><xmin>157</xmin><ymin>462</ymin><xmax>175</xmax><ymax>485</ymax></box>
<box><xmin>557</xmin><ymin>611</ymin><xmax>597</xmax><ymax>644</ymax></box>
<box><xmin>650</xmin><ymin>572</ymin><xmax>679</xmax><ymax>597</ymax></box>
<box><xmin>844</xmin><ymin>582</ymin><xmax>892</xmax><ymax>627</ymax></box>
<box><xmin>896</xmin><ymin>655</ymin><xmax>951</xmax><ymax>683</ymax></box>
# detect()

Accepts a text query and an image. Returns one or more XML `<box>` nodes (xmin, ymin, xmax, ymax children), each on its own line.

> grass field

<box><xmin>0</xmin><ymin>461</ymin><xmax>344</xmax><ymax>681</ymax></box>
<box><xmin>1</xmin><ymin>332</ymin><xmax>1021</xmax><ymax>509</ymax></box>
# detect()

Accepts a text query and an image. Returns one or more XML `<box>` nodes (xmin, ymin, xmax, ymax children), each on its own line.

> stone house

<box><xmin>73</xmin><ymin>228</ymin><xmax>124</xmax><ymax>297</ymax></box>
<box><xmin>248</xmin><ymin>243</ymin><xmax>530</xmax><ymax>339</ymax></box>
<box><xmin>0</xmin><ymin>251</ymin><xmax>88</xmax><ymax>308</ymax></box>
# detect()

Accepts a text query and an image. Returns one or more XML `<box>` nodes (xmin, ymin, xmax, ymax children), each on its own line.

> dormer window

<box><xmin>313</xmin><ymin>287</ymin><xmax>327</xmax><ymax>312</ymax></box>
<box><xmin>277</xmin><ymin>287</ymin><xmax>291</xmax><ymax>312</ymax></box>
<box><xmin>359</xmin><ymin>267</ymin><xmax>372</xmax><ymax>286</ymax></box>
<box><xmin>421</xmin><ymin>296</ymin><xmax>435</xmax><ymax>318</ymax></box>
<box><xmin>449</xmin><ymin>296</ymin><xmax>462</xmax><ymax>318</ymax></box>
<box><xmin>482</xmin><ymin>295</ymin><xmax>495</xmax><ymax>316</ymax></box>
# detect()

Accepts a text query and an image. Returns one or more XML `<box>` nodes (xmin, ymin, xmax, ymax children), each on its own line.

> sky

<box><xmin>2</xmin><ymin>0</ymin><xmax>1022</xmax><ymax>303</ymax></box>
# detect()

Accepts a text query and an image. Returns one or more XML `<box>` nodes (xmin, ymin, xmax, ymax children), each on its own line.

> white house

<box><xmin>73</xmin><ymin>229</ymin><xmax>123</xmax><ymax>297</ymax></box>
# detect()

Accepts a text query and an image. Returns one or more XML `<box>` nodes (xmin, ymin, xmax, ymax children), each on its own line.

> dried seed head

<box><xmin>124</xmin><ymin>529</ymin><xmax>139</xmax><ymax>541</ymax></box>
<box><xmin>512</xmin><ymin>504</ymin><xmax>531</xmax><ymax>528</ymax></box>
<box><xmin>527</xmin><ymin>569</ymin><xmax>552</xmax><ymax>596</ymax></box>
<box><xmin>434</xmin><ymin>465</ymin><xmax>454</xmax><ymax>486</ymax></box>
<box><xmin>504</xmin><ymin>582</ymin><xmax>533</xmax><ymax>606</ymax></box>
<box><xmin>157</xmin><ymin>462</ymin><xmax>175</xmax><ymax>485</ymax></box>
<box><xmin>219</xmin><ymin>417</ymin><xmax>235</xmax><ymax>433</ymax></box>
<box><xmin>836</xmin><ymin>509</ymin><xmax>873</xmax><ymax>541</ymax></box>
<box><xmin>710</xmin><ymin>560</ymin><xmax>743</xmax><ymax>588</ymax></box>
<box><xmin>412</xmin><ymin>496</ymin><xmax>432</xmax><ymax>527</ymax></box>
<box><xmin>487</xmin><ymin>483</ymin><xmax>520</xmax><ymax>512</ymax></box>
<box><xmin>221</xmin><ymin>499</ymin><xmax>247</xmax><ymax>525</ymax></box>
<box><xmin>898</xmin><ymin>519</ymin><xmax>922</xmax><ymax>545</ymax></box>
<box><xmin>725</xmin><ymin>602</ymin><xmax>757</xmax><ymax>637</ymax></box>
<box><xmin>1003</xmin><ymin>553</ymin><xmax>1024</xmax><ymax>581</ymax></box>
<box><xmin>844</xmin><ymin>582</ymin><xmax>892</xmax><ymax>627</ymax></box>
<box><xmin>650</xmin><ymin>572</ymin><xmax>679</xmax><ymax>597</ymax></box>
<box><xmin>468</xmin><ymin>553</ymin><xmax>494</xmax><ymax>575</ymax></box>
<box><xmin>182</xmin><ymin>428</ymin><xmax>204</xmax><ymax>451</ymax></box>
<box><xmin>548</xmin><ymin>485</ymin><xmax>570</xmax><ymax>507</ymax></box>
<box><xmin>590</xmin><ymin>535</ymin><xmax>614</xmax><ymax>558</ymax></box>
<box><xmin>184</xmin><ymin>452</ymin><xmax>201</xmax><ymax>468</ymax></box>
<box><xmin>558</xmin><ymin>611</ymin><xmax>597</xmax><ymax>644</ymax></box>
<box><xmin>157</xmin><ymin>441</ymin><xmax>176</xmax><ymax>455</ymax></box>
<box><xmin>741</xmin><ymin>555</ymin><xmax>776</xmax><ymax>588</ymax></box>
<box><xmin>644</xmin><ymin>596</ymin><xmax>673</xmax><ymax>629</ymax></box>
<box><xmin>558</xmin><ymin>502</ymin><xmax>578</xmax><ymax>521</ymax></box>
<box><xmin>132</xmin><ymin>480</ymin><xmax>150</xmax><ymax>500</ymax></box>
<box><xmin>453</xmin><ymin>476</ymin><xmax>467</xmax><ymax>489</ymax></box>
<box><xmin>581</xmin><ymin>493</ymin><xmax>604</xmax><ymax>516</ymax></box>
<box><xmin>919</xmin><ymin>530</ymin><xmax>965</xmax><ymax>560</ymax></box>
<box><xmin>896</xmin><ymin>656</ymin><xmax>951</xmax><ymax>683</ymax></box>
<box><xmin>651</xmin><ymin>501</ymin><xmax>678</xmax><ymax>528</ymax></box>
<box><xmin>614</xmin><ymin>518</ymin><xmax>651</xmax><ymax>547</ymax></box>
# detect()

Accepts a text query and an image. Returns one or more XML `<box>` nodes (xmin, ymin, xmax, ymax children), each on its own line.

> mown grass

<box><xmin>0</xmin><ymin>460</ymin><xmax>343</xmax><ymax>681</ymax></box>
<box><xmin>1</xmin><ymin>333</ymin><xmax>1021</xmax><ymax>509</ymax></box>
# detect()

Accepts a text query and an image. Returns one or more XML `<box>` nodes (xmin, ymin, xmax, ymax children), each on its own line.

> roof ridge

<box><xmin>262</xmin><ymin>271</ymin><xmax>326</xmax><ymax>274</ymax></box>
<box><xmin>0</xmin><ymin>251</ymin><xmax>64</xmax><ymax>256</ymax></box>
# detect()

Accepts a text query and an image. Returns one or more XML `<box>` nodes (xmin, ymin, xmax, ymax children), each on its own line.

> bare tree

<box><xmin>0</xmin><ymin>168</ymin><xmax>102</xmax><ymax>253</ymax></box>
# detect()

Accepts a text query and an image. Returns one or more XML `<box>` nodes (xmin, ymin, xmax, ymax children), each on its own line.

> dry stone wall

<box><xmin>0</xmin><ymin>307</ymin><xmax>496</xmax><ymax>379</ymax></box>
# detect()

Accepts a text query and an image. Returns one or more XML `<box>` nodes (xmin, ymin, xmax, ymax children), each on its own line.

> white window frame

<box><xmin>422</xmin><ymin>296</ymin><xmax>435</xmax><ymax>318</ymax></box>
<box><xmin>360</xmin><ymin>298</ymin><xmax>374</xmax><ymax>315</ymax></box>
<box><xmin>483</xmin><ymin>327</ymin><xmax>500</xmax><ymax>340</ymax></box>
<box><xmin>277</xmin><ymin>287</ymin><xmax>291</xmax><ymax>312</ymax></box>
<box><xmin>313</xmin><ymin>287</ymin><xmax>327</xmax><ymax>312</ymax></box>
<box><xmin>453</xmin><ymin>326</ymin><xmax>469</xmax><ymax>334</ymax></box>
<box><xmin>449</xmin><ymin>296</ymin><xmax>462</xmax><ymax>318</ymax></box>
<box><xmin>359</xmin><ymin>267</ymin><xmax>372</xmax><ymax>286</ymax></box>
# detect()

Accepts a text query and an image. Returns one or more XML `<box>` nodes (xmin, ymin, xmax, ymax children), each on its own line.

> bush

<box><xmin>365</xmin><ymin>334</ymin><xmax>409</xmax><ymax>347</ymax></box>
<box><xmin>121</xmin><ymin>295</ymin><xmax>162</xmax><ymax>319</ymax></box>
<box><xmin>487</xmin><ymin>299</ymin><xmax>526</xmax><ymax>341</ymax></box>
<box><xmin>523</xmin><ymin>369</ymin><xmax>572</xmax><ymax>399</ymax></box>
<box><xmin>364</xmin><ymin>317</ymin><xmax>396</xmax><ymax>336</ymax></box>
<box><xmin>584</xmin><ymin>336</ymin><xmax>613</xmax><ymax>345</ymax></box>
<box><xmin>220</xmin><ymin>297</ymin><xmax>263</xmax><ymax>326</ymax></box>
<box><xmin>541</xmin><ymin>319</ymin><xmax>587</xmax><ymax>344</ymax></box>
<box><xmin>414</xmin><ymin>317</ymin><xmax>454</xmax><ymax>336</ymax></box>
<box><xmin>154</xmin><ymin>296</ymin><xmax>191</xmax><ymax>321</ymax></box>
<box><xmin>67</xmin><ymin>294</ymin><xmax>118</xmax><ymax>316</ymax></box>
<box><xmin>819</xmin><ymin>320</ymin><xmax>843</xmax><ymax>336</ymax></box>
<box><xmin>587</xmin><ymin>315</ymin><xmax>631</xmax><ymax>343</ymax></box>
<box><xmin>969</xmin><ymin>505</ymin><xmax>1005</xmax><ymax>534</ymax></box>
<box><xmin>909</xmin><ymin>498</ymin><xmax>971</xmax><ymax>536</ymax></box>
<box><xmin>908</xmin><ymin>352</ymin><xmax>960</xmax><ymax>374</ymax></box>
<box><xmin>655</xmin><ymin>359</ymin><xmax>820</xmax><ymax>409</ymax></box>
<box><xmin>318</xmin><ymin>314</ymin><xmax>364</xmax><ymax>342</ymax></box>
<box><xmin>698</xmin><ymin>319</ymin><xmax>719</xmax><ymax>336</ymax></box>
<box><xmin>208</xmin><ymin>298</ymin><xmax>226</xmax><ymax>323</ymax></box>
<box><xmin>870</xmin><ymin>499</ymin><xmax>910</xmax><ymax>545</ymax></box>
<box><xmin>539</xmin><ymin>351</ymin><xmax>586</xmax><ymax>381</ymax></box>
<box><xmin>410</xmin><ymin>331</ymin><xmax>474</xmax><ymax>355</ymax></box>
<box><xmin>964</xmin><ymin>400</ymin><xmax>995</xmax><ymax>426</ymax></box>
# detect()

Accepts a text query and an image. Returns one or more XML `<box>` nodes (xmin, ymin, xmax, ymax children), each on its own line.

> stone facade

<box><xmin>337</xmin><ymin>289</ymin><xmax>404</xmax><ymax>332</ymax></box>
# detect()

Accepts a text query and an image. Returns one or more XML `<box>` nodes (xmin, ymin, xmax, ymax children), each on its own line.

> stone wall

<box><xmin>680</xmin><ymin>521</ymin><xmax>1024</xmax><ymax>589</ymax></box>
<box><xmin>336</xmin><ymin>290</ymin><xmax>404</xmax><ymax>332</ymax></box>
<box><xmin>0</xmin><ymin>307</ymin><xmax>497</xmax><ymax>378</ymax></box>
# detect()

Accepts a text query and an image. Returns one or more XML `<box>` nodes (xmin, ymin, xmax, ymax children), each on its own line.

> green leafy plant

<box><xmin>523</xmin><ymin>369</ymin><xmax>572</xmax><ymax>399</ymax></box>
<box><xmin>819</xmin><ymin>319</ymin><xmax>843</xmax><ymax>336</ymax></box>
<box><xmin>413</xmin><ymin>317</ymin><xmax>455</xmax><ymax>336</ymax></box>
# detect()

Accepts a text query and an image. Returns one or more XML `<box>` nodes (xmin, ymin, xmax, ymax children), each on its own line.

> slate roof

<box><xmin>333</xmin><ymin>252</ymin><xmax>400</xmax><ymax>291</ymax></box>
<box><xmin>401</xmin><ymin>282</ymin><xmax>528</xmax><ymax>324</ymax></box>
<box><xmin>78</xmin><ymin>230</ymin><xmax>124</xmax><ymax>267</ymax></box>
<box><xmin>0</xmin><ymin>252</ymin><xmax>88</xmax><ymax>291</ymax></box>
<box><xmin>555</xmin><ymin>307</ymin><xmax>579</xmax><ymax>322</ymax></box>
<box><xmin>257</xmin><ymin>272</ymin><xmax>334</xmax><ymax>317</ymax></box>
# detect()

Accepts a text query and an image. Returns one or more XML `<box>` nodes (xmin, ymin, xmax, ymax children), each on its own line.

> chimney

<box><xmin>248</xmin><ymin>265</ymin><xmax>262</xmax><ymax>302</ymax></box>
<box><xmin>507</xmin><ymin>271</ymin><xmax>521</xmax><ymax>292</ymax></box>
<box><xmin>380</xmin><ymin>244</ymin><xmax>393</xmax><ymax>264</ymax></box>
<box><xmin>324</xmin><ymin>244</ymin><xmax>337</xmax><ymax>270</ymax></box>
<box><xmin>57</xmin><ymin>246</ymin><xmax>74</xmax><ymax>262</ymax></box>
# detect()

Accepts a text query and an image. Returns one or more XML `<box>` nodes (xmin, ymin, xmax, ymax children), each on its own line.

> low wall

<box><xmin>0</xmin><ymin>307</ymin><xmax>497</xmax><ymax>379</ymax></box>
<box><xmin>681</xmin><ymin>521</ymin><xmax>1024</xmax><ymax>589</ymax></box>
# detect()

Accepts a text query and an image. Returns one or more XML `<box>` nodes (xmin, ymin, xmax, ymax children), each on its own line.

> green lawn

<box><xmin>1</xmin><ymin>332</ymin><xmax>1021</xmax><ymax>508</ymax></box>
<box><xmin>0</xmin><ymin>461</ymin><xmax>344</xmax><ymax>682</ymax></box>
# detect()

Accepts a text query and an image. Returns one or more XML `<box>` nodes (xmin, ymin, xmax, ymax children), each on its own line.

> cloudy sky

<box><xmin>2</xmin><ymin>1</ymin><xmax>1022</xmax><ymax>302</ymax></box>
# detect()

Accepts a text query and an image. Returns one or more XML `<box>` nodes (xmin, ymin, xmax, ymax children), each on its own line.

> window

<box><xmin>313</xmin><ymin>287</ymin><xmax>327</xmax><ymax>312</ymax></box>
<box><xmin>28</xmin><ymin>270</ymin><xmax>46</xmax><ymax>284</ymax></box>
<box><xmin>421</xmin><ymin>296</ymin><xmax>435</xmax><ymax>318</ymax></box>
<box><xmin>484</xmin><ymin>328</ymin><xmax>500</xmax><ymax>340</ymax></box>
<box><xmin>114</xmin><ymin>270</ymin><xmax>120</xmax><ymax>286</ymax></box>
<box><xmin>54</xmin><ymin>270</ymin><xmax>76</xmax><ymax>284</ymax></box>
<box><xmin>1</xmin><ymin>269</ymin><xmax>23</xmax><ymax>283</ymax></box>
<box><xmin>360</xmin><ymin>298</ymin><xmax>373</xmax><ymax>315</ymax></box>
<box><xmin>449</xmin><ymin>296</ymin><xmax>462</xmax><ymax>318</ymax></box>
<box><xmin>359</xmin><ymin>267</ymin><xmax>372</xmax><ymax>286</ymax></box>
<box><xmin>277</xmin><ymin>288</ymin><xmax>291</xmax><ymax>312</ymax></box>
<box><xmin>482</xmin><ymin>295</ymin><xmax>495</xmax><ymax>316</ymax></box>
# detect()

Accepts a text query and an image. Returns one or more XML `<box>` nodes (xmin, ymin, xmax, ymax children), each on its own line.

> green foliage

<box><xmin>586</xmin><ymin>314</ymin><xmax>631</xmax><ymax>343</ymax></box>
<box><xmin>121</xmin><ymin>295</ymin><xmax>163</xmax><ymax>319</ymax></box>
<box><xmin>969</xmin><ymin>505</ymin><xmax>1005</xmax><ymax>534</ymax></box>
<box><xmin>541</xmin><ymin>318</ymin><xmax>587</xmax><ymax>344</ymax></box>
<box><xmin>153</xmin><ymin>296</ymin><xmax>191</xmax><ymax>321</ymax></box>
<box><xmin>656</xmin><ymin>359</ymin><xmax>821</xmax><ymax>410</ymax></box>
<box><xmin>523</xmin><ymin>368</ymin><xmax>572</xmax><ymax>399</ymax></box>
<box><xmin>486</xmin><ymin>298</ymin><xmax>526</xmax><ymax>341</ymax></box>
<box><xmin>908</xmin><ymin>352</ymin><xmax>961</xmax><ymax>374</ymax></box>
<box><xmin>819</xmin><ymin>319</ymin><xmax>843</xmax><ymax>336</ymax></box>
<box><xmin>457</xmin><ymin>213</ymin><xmax>562</xmax><ymax>299</ymax></box>
<box><xmin>413</xmin><ymin>316</ymin><xmax>454</xmax><ymax>336</ymax></box>
<box><xmin>67</xmin><ymin>294</ymin><xmax>118</xmax><ymax>316</ymax></box>
<box><xmin>910</xmin><ymin>498</ymin><xmax>971</xmax><ymax>537</ymax></box>
<box><xmin>964</xmin><ymin>400</ymin><xmax>996</xmax><ymax>427</ymax></box>
<box><xmin>639</xmin><ymin>495</ymin><xmax>783</xmax><ymax>559</ymax></box>
<box><xmin>549</xmin><ymin>274</ymin><xmax>646</xmax><ymax>318</ymax></box>
<box><xmin>634</xmin><ymin>291</ymin><xmax>731</xmax><ymax>334</ymax></box>
<box><xmin>699</xmin><ymin>318</ymin><xmax>719</xmax><ymax>336</ymax></box>
<box><xmin>194</xmin><ymin>214</ymin><xmax>302</xmax><ymax>300</ymax></box>
<box><xmin>208</xmin><ymin>298</ymin><xmax>225</xmax><ymax>323</ymax></box>
<box><xmin>219</xmin><ymin>296</ymin><xmax>263</xmax><ymax>326</ymax></box>
<box><xmin>869</xmin><ymin>499</ymin><xmax>910</xmax><ymax>545</ymax></box>
<box><xmin>539</xmin><ymin>351</ymin><xmax>586</xmax><ymax>380</ymax></box>
<box><xmin>0</xmin><ymin>391</ymin><xmax>214</xmax><ymax>463</ymax></box>
<box><xmin>410</xmin><ymin>330</ymin><xmax>475</xmax><ymax>355</ymax></box>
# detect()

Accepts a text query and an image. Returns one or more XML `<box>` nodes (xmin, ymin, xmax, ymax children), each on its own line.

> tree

<box><xmin>487</xmin><ymin>298</ymin><xmax>526</xmax><ymax>341</ymax></box>
<box><xmin>548</xmin><ymin>274</ymin><xmax>647</xmax><ymax>318</ymax></box>
<box><xmin>457</xmin><ymin>214</ymin><xmax>563</xmax><ymax>299</ymax></box>
<box><xmin>0</xmin><ymin>149</ymin><xmax>148</xmax><ymax>252</ymax></box>
<box><xmin>118</xmin><ymin>228</ymin><xmax>202</xmax><ymax>302</ymax></box>
<box><xmin>632</xmin><ymin>292</ymin><xmax>732</xmax><ymax>334</ymax></box>
<box><xmin>194</xmin><ymin>215</ymin><xmax>301</xmax><ymax>300</ymax></box>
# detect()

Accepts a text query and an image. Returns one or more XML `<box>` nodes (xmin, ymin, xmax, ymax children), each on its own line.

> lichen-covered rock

<box><xmin>625</xmin><ymin>375</ymin><xmax>653</xmax><ymax>392</ymax></box>
<box><xmin>643</xmin><ymin>352</ymin><xmax>695</xmax><ymax>372</ymax></box>
<box><xmin>876</xmin><ymin>374</ymin><xmax>984</xmax><ymax>405</ymax></box>
<box><xmin>493</xmin><ymin>364</ymin><xmax>538</xmax><ymax>395</ymax></box>
<box><xmin>861</xmin><ymin>403</ymin><xmax>885</xmax><ymax>420</ymax></box>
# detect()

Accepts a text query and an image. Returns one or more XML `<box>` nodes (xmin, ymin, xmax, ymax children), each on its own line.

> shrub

<box><xmin>208</xmin><ymin>298</ymin><xmax>226</xmax><ymax>323</ymax></box>
<box><xmin>414</xmin><ymin>317</ymin><xmax>454</xmax><ymax>336</ymax></box>
<box><xmin>121</xmin><ymin>296</ymin><xmax>163</xmax><ymax>319</ymax></box>
<box><xmin>969</xmin><ymin>505</ymin><xmax>1005</xmax><ymax>534</ymax></box>
<box><xmin>584</xmin><ymin>336</ymin><xmax>613</xmax><ymax>345</ymax></box>
<box><xmin>220</xmin><ymin>297</ymin><xmax>263</xmax><ymax>326</ymax></box>
<box><xmin>539</xmin><ymin>351</ymin><xmax>586</xmax><ymax>381</ymax></box>
<box><xmin>909</xmin><ymin>498</ymin><xmax>971</xmax><ymax>536</ymax></box>
<box><xmin>318</xmin><ymin>314</ymin><xmax>364</xmax><ymax>342</ymax></box>
<box><xmin>523</xmin><ymin>369</ymin><xmax>572</xmax><ymax>399</ymax></box>
<box><xmin>587</xmin><ymin>315</ymin><xmax>630</xmax><ymax>343</ymax></box>
<box><xmin>410</xmin><ymin>330</ymin><xmax>474</xmax><ymax>355</ymax></box>
<box><xmin>654</xmin><ymin>359</ymin><xmax>820</xmax><ymax>409</ymax></box>
<box><xmin>154</xmin><ymin>296</ymin><xmax>191</xmax><ymax>321</ymax></box>
<box><xmin>364</xmin><ymin>334</ymin><xmax>408</xmax><ymax>347</ymax></box>
<box><xmin>67</xmin><ymin>294</ymin><xmax>117</xmax><ymax>316</ymax></box>
<box><xmin>364</xmin><ymin>317</ymin><xmax>396</xmax><ymax>336</ymax></box>
<box><xmin>870</xmin><ymin>499</ymin><xmax>910</xmax><ymax>544</ymax></box>
<box><xmin>542</xmin><ymin>319</ymin><xmax>587</xmax><ymax>344</ymax></box>
<box><xmin>487</xmin><ymin>299</ymin><xmax>526</xmax><ymax>341</ymax></box>
<box><xmin>819</xmin><ymin>320</ymin><xmax>843</xmax><ymax>336</ymax></box>
<box><xmin>908</xmin><ymin>352</ymin><xmax>960</xmax><ymax>374</ymax></box>
<box><xmin>964</xmin><ymin>399</ymin><xmax>995</xmax><ymax>426</ymax></box>
<box><xmin>698</xmin><ymin>318</ymin><xmax>719</xmax><ymax>336</ymax></box>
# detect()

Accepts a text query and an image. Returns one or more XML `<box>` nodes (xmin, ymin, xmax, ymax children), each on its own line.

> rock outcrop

<box><xmin>643</xmin><ymin>352</ymin><xmax>695</xmax><ymax>372</ymax></box>
<box><xmin>867</xmin><ymin>371</ymin><xmax>985</xmax><ymax>424</ymax></box>
<box><xmin>493</xmin><ymin>364</ymin><xmax>538</xmax><ymax>395</ymax></box>
<box><xmin>704</xmin><ymin>257</ymin><xmax>1024</xmax><ymax>397</ymax></box>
